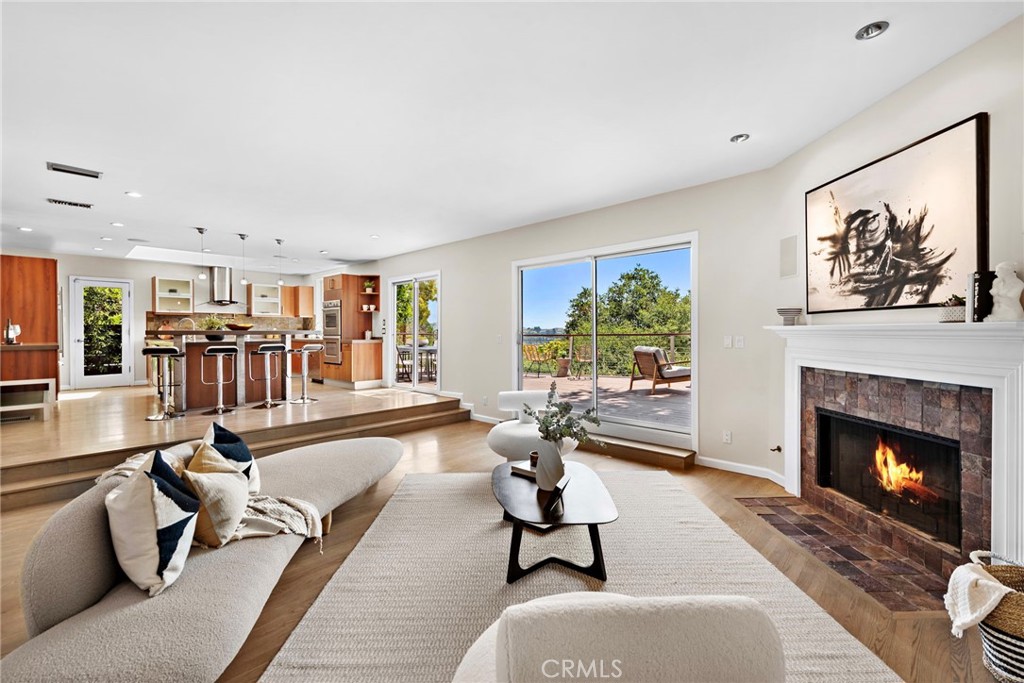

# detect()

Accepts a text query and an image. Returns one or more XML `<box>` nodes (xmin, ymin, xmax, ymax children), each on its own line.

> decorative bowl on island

<box><xmin>226</xmin><ymin>323</ymin><xmax>254</xmax><ymax>331</ymax></box>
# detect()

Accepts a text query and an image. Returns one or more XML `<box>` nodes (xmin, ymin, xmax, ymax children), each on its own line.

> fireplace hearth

<box><xmin>816</xmin><ymin>409</ymin><xmax>961</xmax><ymax>548</ymax></box>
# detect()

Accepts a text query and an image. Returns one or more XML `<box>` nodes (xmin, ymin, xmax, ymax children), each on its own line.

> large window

<box><xmin>518</xmin><ymin>237</ymin><xmax>695</xmax><ymax>448</ymax></box>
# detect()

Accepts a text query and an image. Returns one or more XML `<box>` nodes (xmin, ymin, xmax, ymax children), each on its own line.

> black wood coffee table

<box><xmin>491</xmin><ymin>461</ymin><xmax>618</xmax><ymax>584</ymax></box>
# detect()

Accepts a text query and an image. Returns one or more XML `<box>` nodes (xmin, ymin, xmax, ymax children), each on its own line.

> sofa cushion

<box><xmin>204</xmin><ymin>422</ymin><xmax>260</xmax><ymax>494</ymax></box>
<box><xmin>3</xmin><ymin>533</ymin><xmax>305</xmax><ymax>682</ymax></box>
<box><xmin>105</xmin><ymin>451</ymin><xmax>200</xmax><ymax>596</ymax></box>
<box><xmin>183</xmin><ymin>445</ymin><xmax>249</xmax><ymax>548</ymax></box>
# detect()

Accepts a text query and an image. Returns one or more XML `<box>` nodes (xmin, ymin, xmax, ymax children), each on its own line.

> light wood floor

<box><xmin>0</xmin><ymin>421</ymin><xmax>987</xmax><ymax>682</ymax></box>
<box><xmin>0</xmin><ymin>383</ymin><xmax>449</xmax><ymax>466</ymax></box>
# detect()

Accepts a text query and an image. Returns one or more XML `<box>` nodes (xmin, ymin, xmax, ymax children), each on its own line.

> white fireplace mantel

<box><xmin>769</xmin><ymin>322</ymin><xmax>1024</xmax><ymax>562</ymax></box>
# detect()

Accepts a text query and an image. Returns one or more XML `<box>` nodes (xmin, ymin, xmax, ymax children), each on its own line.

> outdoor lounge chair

<box><xmin>630</xmin><ymin>345</ymin><xmax>691</xmax><ymax>394</ymax></box>
<box><xmin>522</xmin><ymin>345</ymin><xmax>549</xmax><ymax>378</ymax></box>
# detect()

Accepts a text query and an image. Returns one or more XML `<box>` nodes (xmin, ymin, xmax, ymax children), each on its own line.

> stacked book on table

<box><xmin>510</xmin><ymin>460</ymin><xmax>536</xmax><ymax>480</ymax></box>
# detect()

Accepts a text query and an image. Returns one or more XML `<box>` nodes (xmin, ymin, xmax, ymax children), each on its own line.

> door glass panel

<box><xmin>520</xmin><ymin>260</ymin><xmax>591</xmax><ymax>413</ymax></box>
<box><xmin>394</xmin><ymin>281</ymin><xmax>415</xmax><ymax>387</ymax></box>
<box><xmin>392</xmin><ymin>276</ymin><xmax>440</xmax><ymax>391</ymax></box>
<box><xmin>594</xmin><ymin>247</ymin><xmax>692</xmax><ymax>432</ymax></box>
<box><xmin>416</xmin><ymin>278</ymin><xmax>439</xmax><ymax>390</ymax></box>
<box><xmin>83</xmin><ymin>285</ymin><xmax>126</xmax><ymax>376</ymax></box>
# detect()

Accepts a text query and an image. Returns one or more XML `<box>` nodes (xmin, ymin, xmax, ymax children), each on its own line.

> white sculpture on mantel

<box><xmin>985</xmin><ymin>261</ymin><xmax>1024</xmax><ymax>322</ymax></box>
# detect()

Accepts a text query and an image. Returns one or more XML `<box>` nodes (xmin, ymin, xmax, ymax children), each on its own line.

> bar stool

<box><xmin>201</xmin><ymin>345</ymin><xmax>238</xmax><ymax>416</ymax></box>
<box><xmin>143</xmin><ymin>346</ymin><xmax>183</xmax><ymax>421</ymax></box>
<box><xmin>289</xmin><ymin>343</ymin><xmax>323</xmax><ymax>404</ymax></box>
<box><xmin>250</xmin><ymin>343</ymin><xmax>287</xmax><ymax>409</ymax></box>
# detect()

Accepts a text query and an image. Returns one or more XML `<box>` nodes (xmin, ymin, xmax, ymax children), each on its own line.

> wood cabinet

<box><xmin>0</xmin><ymin>255</ymin><xmax>59</xmax><ymax>396</ymax></box>
<box><xmin>338</xmin><ymin>341</ymin><xmax>382</xmax><ymax>382</ymax></box>
<box><xmin>323</xmin><ymin>274</ymin><xmax>343</xmax><ymax>302</ymax></box>
<box><xmin>152</xmin><ymin>277</ymin><xmax>194</xmax><ymax>313</ymax></box>
<box><xmin>340</xmin><ymin>274</ymin><xmax>380</xmax><ymax>340</ymax></box>
<box><xmin>281</xmin><ymin>285</ymin><xmax>314</xmax><ymax>318</ymax></box>
<box><xmin>247</xmin><ymin>283</ymin><xmax>281</xmax><ymax>316</ymax></box>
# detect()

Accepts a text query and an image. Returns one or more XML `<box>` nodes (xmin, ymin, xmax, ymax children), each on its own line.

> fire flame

<box><xmin>873</xmin><ymin>436</ymin><xmax>940</xmax><ymax>503</ymax></box>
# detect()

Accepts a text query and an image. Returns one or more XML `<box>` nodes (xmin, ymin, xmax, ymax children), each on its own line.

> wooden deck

<box><xmin>522</xmin><ymin>373</ymin><xmax>692</xmax><ymax>431</ymax></box>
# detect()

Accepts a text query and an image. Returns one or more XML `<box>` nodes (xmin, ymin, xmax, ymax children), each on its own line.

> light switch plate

<box><xmin>723</xmin><ymin>335</ymin><xmax>733</xmax><ymax>348</ymax></box>
<box><xmin>735</xmin><ymin>335</ymin><xmax>745</xmax><ymax>349</ymax></box>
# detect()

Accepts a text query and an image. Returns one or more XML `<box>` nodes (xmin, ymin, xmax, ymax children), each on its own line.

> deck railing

<box><xmin>521</xmin><ymin>331</ymin><xmax>691</xmax><ymax>377</ymax></box>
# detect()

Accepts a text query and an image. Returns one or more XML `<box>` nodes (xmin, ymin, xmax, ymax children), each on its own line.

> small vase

<box><xmin>536</xmin><ymin>440</ymin><xmax>566</xmax><ymax>491</ymax></box>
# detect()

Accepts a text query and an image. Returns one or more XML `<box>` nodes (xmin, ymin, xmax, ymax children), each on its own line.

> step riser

<box><xmin>0</xmin><ymin>408</ymin><xmax>470</xmax><ymax>510</ymax></box>
<box><xmin>1</xmin><ymin>398</ymin><xmax>461</xmax><ymax>484</ymax></box>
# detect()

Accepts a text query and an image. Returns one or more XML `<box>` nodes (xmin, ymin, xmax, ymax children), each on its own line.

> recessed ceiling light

<box><xmin>93</xmin><ymin>247</ymin><xmax>103</xmax><ymax>251</ymax></box>
<box><xmin>370</xmin><ymin>234</ymin><xmax>380</xmax><ymax>239</ymax></box>
<box><xmin>292</xmin><ymin>258</ymin><xmax>299</xmax><ymax>263</ymax></box>
<box><xmin>18</xmin><ymin>226</ymin><xmax>33</xmax><ymax>232</ymax></box>
<box><xmin>319</xmin><ymin>250</ymin><xmax>328</xmax><ymax>255</ymax></box>
<box><xmin>730</xmin><ymin>133</ymin><xmax>750</xmax><ymax>143</ymax></box>
<box><xmin>855</xmin><ymin>21</ymin><xmax>889</xmax><ymax>41</ymax></box>
<box><xmin>110</xmin><ymin>222</ymin><xmax>125</xmax><ymax>227</ymax></box>
<box><xmin>202</xmin><ymin>248</ymin><xmax>212</xmax><ymax>253</ymax></box>
<box><xmin>100</xmin><ymin>236</ymin><xmax>113</xmax><ymax>241</ymax></box>
<box><xmin>124</xmin><ymin>191</ymin><xmax>142</xmax><ymax>198</ymax></box>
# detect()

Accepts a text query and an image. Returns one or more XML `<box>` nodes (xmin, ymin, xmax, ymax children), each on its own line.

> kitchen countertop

<box><xmin>145</xmin><ymin>329</ymin><xmax>321</xmax><ymax>337</ymax></box>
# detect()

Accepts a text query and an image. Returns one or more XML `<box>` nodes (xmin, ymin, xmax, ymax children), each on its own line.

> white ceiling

<box><xmin>2</xmin><ymin>2</ymin><xmax>1020</xmax><ymax>275</ymax></box>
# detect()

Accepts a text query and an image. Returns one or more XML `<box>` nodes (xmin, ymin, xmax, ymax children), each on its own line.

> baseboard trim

<box><xmin>694</xmin><ymin>455</ymin><xmax>787</xmax><ymax>488</ymax></box>
<box><xmin>470</xmin><ymin>413</ymin><xmax>500</xmax><ymax>425</ymax></box>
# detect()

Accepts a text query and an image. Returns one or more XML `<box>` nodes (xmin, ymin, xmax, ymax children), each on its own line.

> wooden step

<box><xmin>579</xmin><ymin>435</ymin><xmax>695</xmax><ymax>471</ymax></box>
<box><xmin>0</xmin><ymin>405</ymin><xmax>470</xmax><ymax>510</ymax></box>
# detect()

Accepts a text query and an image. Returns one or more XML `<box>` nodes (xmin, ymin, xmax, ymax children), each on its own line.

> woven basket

<box><xmin>971</xmin><ymin>551</ymin><xmax>1024</xmax><ymax>682</ymax></box>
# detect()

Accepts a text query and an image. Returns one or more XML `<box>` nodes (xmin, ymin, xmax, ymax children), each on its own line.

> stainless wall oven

<box><xmin>322</xmin><ymin>337</ymin><xmax>342</xmax><ymax>365</ymax></box>
<box><xmin>322</xmin><ymin>299</ymin><xmax>342</xmax><ymax>365</ymax></box>
<box><xmin>323</xmin><ymin>300</ymin><xmax>342</xmax><ymax>338</ymax></box>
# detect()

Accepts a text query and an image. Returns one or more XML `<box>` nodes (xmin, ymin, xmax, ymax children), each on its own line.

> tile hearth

<box><xmin>739</xmin><ymin>497</ymin><xmax>946</xmax><ymax>611</ymax></box>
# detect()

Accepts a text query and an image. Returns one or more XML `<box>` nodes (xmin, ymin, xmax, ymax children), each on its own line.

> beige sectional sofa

<box><xmin>1</xmin><ymin>437</ymin><xmax>404</xmax><ymax>682</ymax></box>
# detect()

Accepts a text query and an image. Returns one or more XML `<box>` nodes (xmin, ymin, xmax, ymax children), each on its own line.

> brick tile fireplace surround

<box><xmin>771</xmin><ymin>323</ymin><xmax>1024</xmax><ymax>572</ymax></box>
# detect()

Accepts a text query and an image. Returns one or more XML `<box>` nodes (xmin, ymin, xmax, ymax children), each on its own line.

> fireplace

<box><xmin>816</xmin><ymin>409</ymin><xmax>961</xmax><ymax>548</ymax></box>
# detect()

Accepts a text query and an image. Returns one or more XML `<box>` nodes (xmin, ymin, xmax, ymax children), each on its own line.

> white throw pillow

<box><xmin>105</xmin><ymin>451</ymin><xmax>200</xmax><ymax>596</ymax></box>
<box><xmin>203</xmin><ymin>422</ymin><xmax>260</xmax><ymax>494</ymax></box>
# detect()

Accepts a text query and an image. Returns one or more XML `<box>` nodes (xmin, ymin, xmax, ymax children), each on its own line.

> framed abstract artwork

<box><xmin>805</xmin><ymin>113</ymin><xmax>989</xmax><ymax>314</ymax></box>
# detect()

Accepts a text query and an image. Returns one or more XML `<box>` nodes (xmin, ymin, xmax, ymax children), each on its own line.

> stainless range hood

<box><xmin>209</xmin><ymin>266</ymin><xmax>238</xmax><ymax>305</ymax></box>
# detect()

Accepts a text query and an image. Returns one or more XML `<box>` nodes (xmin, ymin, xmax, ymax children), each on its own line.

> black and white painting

<box><xmin>805</xmin><ymin>113</ymin><xmax>988</xmax><ymax>314</ymax></box>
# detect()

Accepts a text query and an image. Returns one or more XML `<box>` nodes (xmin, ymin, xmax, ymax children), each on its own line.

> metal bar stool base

<box><xmin>253</xmin><ymin>401</ymin><xmax>282</xmax><ymax>409</ymax></box>
<box><xmin>203</xmin><ymin>407</ymin><xmax>235</xmax><ymax>416</ymax></box>
<box><xmin>290</xmin><ymin>397</ymin><xmax>318</xmax><ymax>404</ymax></box>
<box><xmin>146</xmin><ymin>411</ymin><xmax>184</xmax><ymax>421</ymax></box>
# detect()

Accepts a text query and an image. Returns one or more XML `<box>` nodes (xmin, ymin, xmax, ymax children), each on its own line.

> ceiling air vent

<box><xmin>46</xmin><ymin>162</ymin><xmax>103</xmax><ymax>179</ymax></box>
<box><xmin>46</xmin><ymin>198</ymin><xmax>93</xmax><ymax>209</ymax></box>
<box><xmin>126</xmin><ymin>237</ymin><xmax>150</xmax><ymax>243</ymax></box>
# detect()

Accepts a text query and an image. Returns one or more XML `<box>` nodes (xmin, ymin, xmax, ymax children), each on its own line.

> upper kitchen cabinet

<box><xmin>281</xmin><ymin>285</ymin><xmax>314</xmax><ymax>318</ymax></box>
<box><xmin>0</xmin><ymin>255</ymin><xmax>59</xmax><ymax>392</ymax></box>
<box><xmin>323</xmin><ymin>274</ymin><xmax>342</xmax><ymax>302</ymax></box>
<box><xmin>247</xmin><ymin>283</ymin><xmax>281</xmax><ymax>316</ymax></box>
<box><xmin>151</xmin><ymin>277</ymin><xmax>194</xmax><ymax>313</ymax></box>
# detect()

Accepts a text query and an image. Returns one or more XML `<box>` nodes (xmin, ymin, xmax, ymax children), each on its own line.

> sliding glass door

<box><xmin>392</xmin><ymin>274</ymin><xmax>440</xmax><ymax>392</ymax></box>
<box><xmin>519</xmin><ymin>242</ymin><xmax>693</xmax><ymax>441</ymax></box>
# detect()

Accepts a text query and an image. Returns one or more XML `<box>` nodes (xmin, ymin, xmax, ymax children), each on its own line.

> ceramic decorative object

<box><xmin>939</xmin><ymin>306</ymin><xmax>966</xmax><ymax>323</ymax></box>
<box><xmin>776</xmin><ymin>307</ymin><xmax>802</xmax><ymax>326</ymax></box>
<box><xmin>522</xmin><ymin>381</ymin><xmax>602</xmax><ymax>492</ymax></box>
<box><xmin>535</xmin><ymin>440</ymin><xmax>568</xmax><ymax>490</ymax></box>
<box><xmin>985</xmin><ymin>262</ymin><xmax>1024</xmax><ymax>322</ymax></box>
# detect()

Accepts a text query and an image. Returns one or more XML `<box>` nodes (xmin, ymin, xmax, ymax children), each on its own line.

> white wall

<box><xmin>364</xmin><ymin>18</ymin><xmax>1023</xmax><ymax>478</ymax></box>
<box><xmin>0</xmin><ymin>248</ymin><xmax>306</xmax><ymax>388</ymax></box>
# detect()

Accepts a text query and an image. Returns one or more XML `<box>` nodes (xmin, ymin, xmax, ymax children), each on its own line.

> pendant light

<box><xmin>195</xmin><ymin>227</ymin><xmax>208</xmax><ymax>280</ymax></box>
<box><xmin>275</xmin><ymin>238</ymin><xmax>285</xmax><ymax>286</ymax></box>
<box><xmin>238</xmin><ymin>234</ymin><xmax>249</xmax><ymax>285</ymax></box>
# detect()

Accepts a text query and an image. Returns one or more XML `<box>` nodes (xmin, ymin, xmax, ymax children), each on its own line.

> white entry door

<box><xmin>70</xmin><ymin>276</ymin><xmax>134</xmax><ymax>389</ymax></box>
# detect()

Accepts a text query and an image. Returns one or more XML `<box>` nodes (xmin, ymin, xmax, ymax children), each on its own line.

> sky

<box><xmin>521</xmin><ymin>247</ymin><xmax>691</xmax><ymax>330</ymax></box>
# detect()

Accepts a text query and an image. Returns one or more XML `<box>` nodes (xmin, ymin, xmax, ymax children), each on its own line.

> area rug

<box><xmin>261</xmin><ymin>472</ymin><xmax>899</xmax><ymax>682</ymax></box>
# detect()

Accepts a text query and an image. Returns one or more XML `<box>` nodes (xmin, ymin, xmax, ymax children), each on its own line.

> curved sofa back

<box><xmin>21</xmin><ymin>477</ymin><xmax>123</xmax><ymax>637</ymax></box>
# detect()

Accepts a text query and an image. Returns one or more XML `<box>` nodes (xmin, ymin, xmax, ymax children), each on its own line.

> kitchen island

<box><xmin>144</xmin><ymin>329</ymin><xmax>322</xmax><ymax>411</ymax></box>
